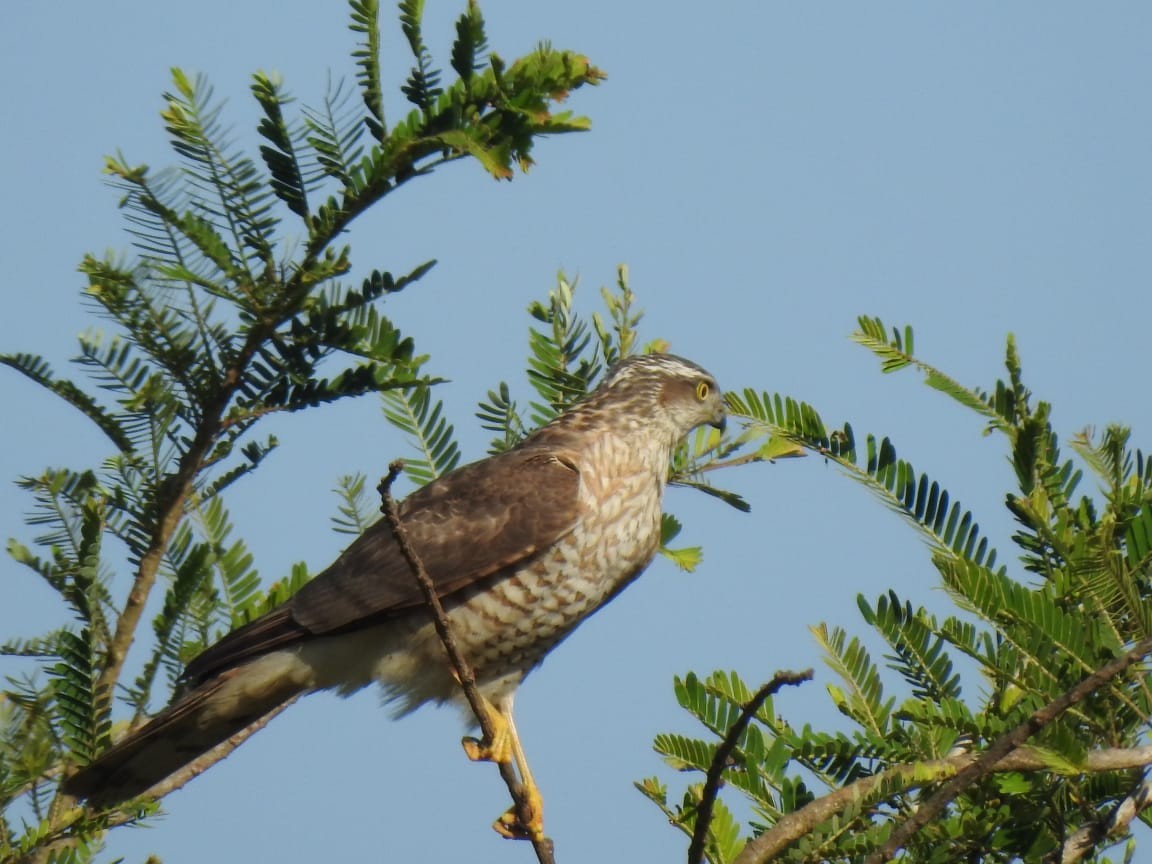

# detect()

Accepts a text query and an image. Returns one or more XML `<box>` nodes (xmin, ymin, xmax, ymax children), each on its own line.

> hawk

<box><xmin>64</xmin><ymin>353</ymin><xmax>726</xmax><ymax>834</ymax></box>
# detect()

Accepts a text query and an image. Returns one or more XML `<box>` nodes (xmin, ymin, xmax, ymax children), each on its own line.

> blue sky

<box><xmin>3</xmin><ymin>2</ymin><xmax>1152</xmax><ymax>861</ymax></box>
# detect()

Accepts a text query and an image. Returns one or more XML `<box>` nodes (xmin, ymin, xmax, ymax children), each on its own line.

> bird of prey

<box><xmin>64</xmin><ymin>353</ymin><xmax>726</xmax><ymax>835</ymax></box>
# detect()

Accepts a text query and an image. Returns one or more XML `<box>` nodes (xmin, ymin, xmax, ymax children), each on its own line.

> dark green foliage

<box><xmin>450</xmin><ymin>1</ymin><xmax>489</xmax><ymax>84</ymax></box>
<box><xmin>649</xmin><ymin>321</ymin><xmax>1152</xmax><ymax>862</ymax></box>
<box><xmin>1</xmin><ymin>4</ymin><xmax>602</xmax><ymax>860</ymax></box>
<box><xmin>399</xmin><ymin>0</ymin><xmax>443</xmax><ymax>113</ymax></box>
<box><xmin>253</xmin><ymin>73</ymin><xmax>311</xmax><ymax>219</ymax></box>
<box><xmin>349</xmin><ymin>0</ymin><xmax>387</xmax><ymax>140</ymax></box>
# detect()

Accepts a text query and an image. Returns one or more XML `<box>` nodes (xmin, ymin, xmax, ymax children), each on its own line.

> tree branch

<box><xmin>1059</xmin><ymin>771</ymin><xmax>1152</xmax><ymax>864</ymax></box>
<box><xmin>377</xmin><ymin>461</ymin><xmax>556</xmax><ymax>864</ymax></box>
<box><xmin>733</xmin><ymin>744</ymin><xmax>1152</xmax><ymax>864</ymax></box>
<box><xmin>864</xmin><ymin>634</ymin><xmax>1152</xmax><ymax>864</ymax></box>
<box><xmin>95</xmin><ymin>362</ymin><xmax>250</xmax><ymax>699</ymax></box>
<box><xmin>689</xmin><ymin>669</ymin><xmax>812</xmax><ymax>864</ymax></box>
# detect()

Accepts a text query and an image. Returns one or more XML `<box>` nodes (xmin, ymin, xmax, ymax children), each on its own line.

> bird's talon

<box><xmin>491</xmin><ymin>798</ymin><xmax>544</xmax><ymax>841</ymax></box>
<box><xmin>461</xmin><ymin>706</ymin><xmax>514</xmax><ymax>764</ymax></box>
<box><xmin>462</xmin><ymin>735</ymin><xmax>492</xmax><ymax>762</ymax></box>
<box><xmin>461</xmin><ymin>733</ymin><xmax>514</xmax><ymax>765</ymax></box>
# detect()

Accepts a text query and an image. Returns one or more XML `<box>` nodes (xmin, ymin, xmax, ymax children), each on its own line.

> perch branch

<box><xmin>377</xmin><ymin>461</ymin><xmax>555</xmax><ymax>864</ymax></box>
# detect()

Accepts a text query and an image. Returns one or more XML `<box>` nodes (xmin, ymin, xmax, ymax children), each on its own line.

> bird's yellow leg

<box><xmin>491</xmin><ymin>701</ymin><xmax>544</xmax><ymax>840</ymax></box>
<box><xmin>461</xmin><ymin>693</ymin><xmax>544</xmax><ymax>841</ymax></box>
<box><xmin>460</xmin><ymin>694</ymin><xmax>514</xmax><ymax>765</ymax></box>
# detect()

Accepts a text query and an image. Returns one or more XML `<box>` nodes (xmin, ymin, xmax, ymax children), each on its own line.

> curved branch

<box><xmin>689</xmin><ymin>669</ymin><xmax>812</xmax><ymax>864</ymax></box>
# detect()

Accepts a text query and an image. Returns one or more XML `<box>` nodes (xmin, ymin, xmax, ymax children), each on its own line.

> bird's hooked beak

<box><xmin>709</xmin><ymin>397</ymin><xmax>727</xmax><ymax>433</ymax></box>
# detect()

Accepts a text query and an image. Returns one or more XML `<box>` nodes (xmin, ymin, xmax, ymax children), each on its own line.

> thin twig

<box><xmin>136</xmin><ymin>697</ymin><xmax>299</xmax><ymax>806</ymax></box>
<box><xmin>733</xmin><ymin>745</ymin><xmax>1152</xmax><ymax>864</ymax></box>
<box><xmin>28</xmin><ymin>699</ymin><xmax>298</xmax><ymax>864</ymax></box>
<box><xmin>689</xmin><ymin>669</ymin><xmax>813</xmax><ymax>864</ymax></box>
<box><xmin>377</xmin><ymin>461</ymin><xmax>555</xmax><ymax>864</ymax></box>
<box><xmin>863</xmin><ymin>634</ymin><xmax>1152</xmax><ymax>864</ymax></box>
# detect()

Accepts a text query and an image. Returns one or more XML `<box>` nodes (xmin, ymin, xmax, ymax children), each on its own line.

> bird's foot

<box><xmin>462</xmin><ymin>733</ymin><xmax>510</xmax><ymax>764</ymax></box>
<box><xmin>492</xmin><ymin>782</ymin><xmax>545</xmax><ymax>841</ymax></box>
<box><xmin>461</xmin><ymin>706</ymin><xmax>513</xmax><ymax>765</ymax></box>
<box><xmin>459</xmin><ymin>695</ymin><xmax>545</xmax><ymax>841</ymax></box>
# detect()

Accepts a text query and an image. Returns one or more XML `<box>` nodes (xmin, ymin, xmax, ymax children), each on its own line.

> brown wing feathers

<box><xmin>184</xmin><ymin>447</ymin><xmax>580</xmax><ymax>684</ymax></box>
<box><xmin>63</xmin><ymin>447</ymin><xmax>581</xmax><ymax>804</ymax></box>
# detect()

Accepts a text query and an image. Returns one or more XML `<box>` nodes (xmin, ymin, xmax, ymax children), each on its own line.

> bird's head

<box><xmin>600</xmin><ymin>353</ymin><xmax>726</xmax><ymax>437</ymax></box>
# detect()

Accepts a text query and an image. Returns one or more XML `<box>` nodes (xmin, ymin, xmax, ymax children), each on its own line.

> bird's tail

<box><xmin>62</xmin><ymin>653</ymin><xmax>311</xmax><ymax>808</ymax></box>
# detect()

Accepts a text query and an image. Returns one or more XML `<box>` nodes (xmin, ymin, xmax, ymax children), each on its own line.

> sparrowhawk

<box><xmin>64</xmin><ymin>353</ymin><xmax>726</xmax><ymax>833</ymax></box>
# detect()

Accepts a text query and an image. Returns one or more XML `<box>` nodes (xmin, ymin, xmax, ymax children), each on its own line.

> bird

<box><xmin>63</xmin><ymin>352</ymin><xmax>726</xmax><ymax>835</ymax></box>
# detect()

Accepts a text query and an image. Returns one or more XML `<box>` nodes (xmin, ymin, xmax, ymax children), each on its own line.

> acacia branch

<box><xmin>733</xmin><ymin>744</ymin><xmax>1152</xmax><ymax>864</ymax></box>
<box><xmin>689</xmin><ymin>669</ymin><xmax>812</xmax><ymax>864</ymax></box>
<box><xmin>95</xmin><ymin>357</ymin><xmax>253</xmax><ymax>699</ymax></box>
<box><xmin>864</xmin><ymin>634</ymin><xmax>1152</xmax><ymax>864</ymax></box>
<box><xmin>377</xmin><ymin>461</ymin><xmax>556</xmax><ymax>864</ymax></box>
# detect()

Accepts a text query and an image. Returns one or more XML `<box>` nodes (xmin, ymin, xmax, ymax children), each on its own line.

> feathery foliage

<box><xmin>649</xmin><ymin>319</ymin><xmax>1152</xmax><ymax>862</ymax></box>
<box><xmin>1</xmin><ymin>4</ymin><xmax>602</xmax><ymax>861</ymax></box>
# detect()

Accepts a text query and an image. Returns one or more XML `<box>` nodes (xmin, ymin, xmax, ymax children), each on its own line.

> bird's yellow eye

<box><xmin>695</xmin><ymin>380</ymin><xmax>710</xmax><ymax>400</ymax></box>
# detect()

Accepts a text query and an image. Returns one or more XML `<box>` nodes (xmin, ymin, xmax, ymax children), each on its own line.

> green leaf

<box><xmin>853</xmin><ymin>316</ymin><xmax>1011</xmax><ymax>435</ymax></box>
<box><xmin>592</xmin><ymin>264</ymin><xmax>642</xmax><ymax>365</ymax></box>
<box><xmin>858</xmin><ymin>591</ymin><xmax>962</xmax><ymax>702</ymax></box>
<box><xmin>331</xmin><ymin>473</ymin><xmax>378</xmax><ymax>536</ymax></box>
<box><xmin>253</xmin><ymin>71</ymin><xmax>310</xmax><ymax>218</ymax></box>
<box><xmin>811</xmin><ymin>623</ymin><xmax>892</xmax><ymax>737</ymax></box>
<box><xmin>302</xmin><ymin>77</ymin><xmax>367</xmax><ymax>188</ymax></box>
<box><xmin>1</xmin><ymin>353</ymin><xmax>133</xmax><ymax>453</ymax></box>
<box><xmin>197</xmin><ymin>497</ymin><xmax>261</xmax><ymax>629</ymax></box>
<box><xmin>161</xmin><ymin>68</ymin><xmax>279</xmax><ymax>281</ymax></box>
<box><xmin>476</xmin><ymin>381</ymin><xmax>527</xmax><ymax>453</ymax></box>
<box><xmin>130</xmin><ymin>533</ymin><xmax>214</xmax><ymax>714</ymax></box>
<box><xmin>380</xmin><ymin>384</ymin><xmax>461</xmax><ymax>488</ymax></box>
<box><xmin>399</xmin><ymin>0</ymin><xmax>443</xmax><ymax>113</ymax></box>
<box><xmin>450</xmin><ymin>0</ymin><xmax>488</xmax><ymax>84</ymax></box>
<box><xmin>47</xmin><ymin>502</ymin><xmax>111</xmax><ymax>762</ymax></box>
<box><xmin>524</xmin><ymin>273</ymin><xmax>602</xmax><ymax>424</ymax></box>
<box><xmin>349</xmin><ymin>0</ymin><xmax>387</xmax><ymax>139</ymax></box>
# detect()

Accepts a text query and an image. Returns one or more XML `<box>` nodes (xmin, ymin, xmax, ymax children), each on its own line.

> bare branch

<box><xmin>377</xmin><ymin>461</ymin><xmax>556</xmax><ymax>864</ymax></box>
<box><xmin>689</xmin><ymin>669</ymin><xmax>812</xmax><ymax>864</ymax></box>
<box><xmin>733</xmin><ymin>744</ymin><xmax>1152</xmax><ymax>864</ymax></box>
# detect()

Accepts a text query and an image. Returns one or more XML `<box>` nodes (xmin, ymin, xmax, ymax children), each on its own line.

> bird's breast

<box><xmin>367</xmin><ymin>431</ymin><xmax>671</xmax><ymax>712</ymax></box>
<box><xmin>442</xmin><ymin>437</ymin><xmax>666</xmax><ymax>673</ymax></box>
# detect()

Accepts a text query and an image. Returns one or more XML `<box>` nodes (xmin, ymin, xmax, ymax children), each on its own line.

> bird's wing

<box><xmin>183</xmin><ymin>446</ymin><xmax>581</xmax><ymax>683</ymax></box>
